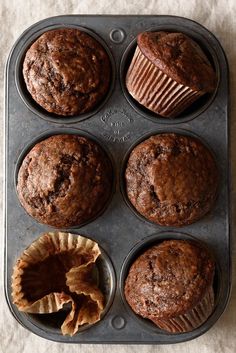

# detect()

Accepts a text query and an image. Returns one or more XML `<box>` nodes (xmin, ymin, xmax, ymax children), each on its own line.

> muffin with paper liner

<box><xmin>124</xmin><ymin>239</ymin><xmax>215</xmax><ymax>333</ymax></box>
<box><xmin>126</xmin><ymin>31</ymin><xmax>216</xmax><ymax>118</ymax></box>
<box><xmin>11</xmin><ymin>232</ymin><xmax>107</xmax><ymax>336</ymax></box>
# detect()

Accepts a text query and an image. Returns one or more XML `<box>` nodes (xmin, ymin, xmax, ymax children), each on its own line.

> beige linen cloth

<box><xmin>0</xmin><ymin>1</ymin><xmax>235</xmax><ymax>352</ymax></box>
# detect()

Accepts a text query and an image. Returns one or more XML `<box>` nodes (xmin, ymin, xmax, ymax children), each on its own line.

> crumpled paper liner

<box><xmin>11</xmin><ymin>232</ymin><xmax>104</xmax><ymax>336</ymax></box>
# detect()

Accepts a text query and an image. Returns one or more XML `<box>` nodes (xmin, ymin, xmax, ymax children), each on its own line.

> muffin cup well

<box><xmin>120</xmin><ymin>25</ymin><xmax>220</xmax><ymax>124</ymax></box>
<box><xmin>12</xmin><ymin>231</ymin><xmax>116</xmax><ymax>335</ymax></box>
<box><xmin>119</xmin><ymin>231</ymin><xmax>221</xmax><ymax>334</ymax></box>
<box><xmin>15</xmin><ymin>25</ymin><xmax>115</xmax><ymax>124</ymax></box>
<box><xmin>120</xmin><ymin>128</ymin><xmax>219</xmax><ymax>227</ymax></box>
<box><xmin>14</xmin><ymin>128</ymin><xmax>115</xmax><ymax>229</ymax></box>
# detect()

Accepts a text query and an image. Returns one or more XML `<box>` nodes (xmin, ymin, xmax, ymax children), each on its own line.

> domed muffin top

<box><xmin>23</xmin><ymin>28</ymin><xmax>111</xmax><ymax>115</ymax></box>
<box><xmin>124</xmin><ymin>239</ymin><xmax>215</xmax><ymax>319</ymax></box>
<box><xmin>125</xmin><ymin>133</ymin><xmax>218</xmax><ymax>226</ymax></box>
<box><xmin>137</xmin><ymin>31</ymin><xmax>216</xmax><ymax>92</ymax></box>
<box><xmin>17</xmin><ymin>134</ymin><xmax>112</xmax><ymax>227</ymax></box>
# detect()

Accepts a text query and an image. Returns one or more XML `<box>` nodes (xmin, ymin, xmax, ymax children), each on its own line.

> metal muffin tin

<box><xmin>4</xmin><ymin>15</ymin><xmax>230</xmax><ymax>344</ymax></box>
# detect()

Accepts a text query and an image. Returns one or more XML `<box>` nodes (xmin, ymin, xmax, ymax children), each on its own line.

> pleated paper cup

<box><xmin>151</xmin><ymin>285</ymin><xmax>215</xmax><ymax>333</ymax></box>
<box><xmin>126</xmin><ymin>46</ymin><xmax>203</xmax><ymax>118</ymax></box>
<box><xmin>11</xmin><ymin>232</ymin><xmax>105</xmax><ymax>336</ymax></box>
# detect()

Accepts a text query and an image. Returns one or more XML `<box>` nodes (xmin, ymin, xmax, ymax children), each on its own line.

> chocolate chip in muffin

<box><xmin>23</xmin><ymin>28</ymin><xmax>111</xmax><ymax>116</ymax></box>
<box><xmin>125</xmin><ymin>133</ymin><xmax>218</xmax><ymax>226</ymax></box>
<box><xmin>17</xmin><ymin>134</ymin><xmax>113</xmax><ymax>227</ymax></box>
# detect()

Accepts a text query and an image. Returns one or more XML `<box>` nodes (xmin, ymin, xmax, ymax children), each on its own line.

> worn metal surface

<box><xmin>4</xmin><ymin>15</ymin><xmax>230</xmax><ymax>344</ymax></box>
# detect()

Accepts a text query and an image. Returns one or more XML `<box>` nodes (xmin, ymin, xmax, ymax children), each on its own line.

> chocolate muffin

<box><xmin>126</xmin><ymin>31</ymin><xmax>216</xmax><ymax>118</ymax></box>
<box><xmin>23</xmin><ymin>28</ymin><xmax>111</xmax><ymax>116</ymax></box>
<box><xmin>125</xmin><ymin>133</ymin><xmax>218</xmax><ymax>226</ymax></box>
<box><xmin>17</xmin><ymin>134</ymin><xmax>112</xmax><ymax>227</ymax></box>
<box><xmin>124</xmin><ymin>239</ymin><xmax>215</xmax><ymax>333</ymax></box>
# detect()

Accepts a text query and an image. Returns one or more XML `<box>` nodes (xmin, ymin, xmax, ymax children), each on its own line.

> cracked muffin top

<box><xmin>137</xmin><ymin>31</ymin><xmax>216</xmax><ymax>92</ymax></box>
<box><xmin>17</xmin><ymin>134</ymin><xmax>113</xmax><ymax>227</ymax></box>
<box><xmin>23</xmin><ymin>28</ymin><xmax>111</xmax><ymax>116</ymax></box>
<box><xmin>125</xmin><ymin>133</ymin><xmax>218</xmax><ymax>226</ymax></box>
<box><xmin>124</xmin><ymin>239</ymin><xmax>215</xmax><ymax>320</ymax></box>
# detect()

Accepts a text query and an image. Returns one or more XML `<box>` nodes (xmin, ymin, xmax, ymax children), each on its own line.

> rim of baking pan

<box><xmin>4</xmin><ymin>14</ymin><xmax>231</xmax><ymax>344</ymax></box>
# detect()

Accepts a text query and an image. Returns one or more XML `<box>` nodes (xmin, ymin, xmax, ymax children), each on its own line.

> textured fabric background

<box><xmin>1</xmin><ymin>1</ymin><xmax>235</xmax><ymax>352</ymax></box>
